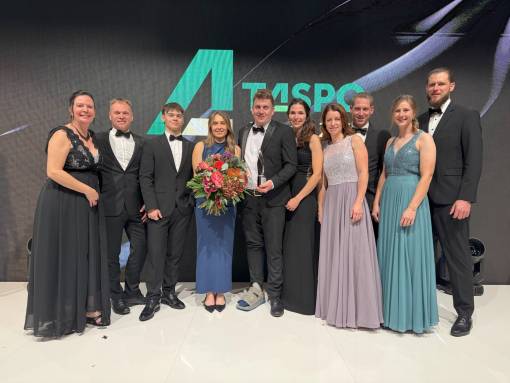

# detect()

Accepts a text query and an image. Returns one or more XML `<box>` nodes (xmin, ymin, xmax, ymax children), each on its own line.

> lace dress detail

<box><xmin>323</xmin><ymin>136</ymin><xmax>358</xmax><ymax>185</ymax></box>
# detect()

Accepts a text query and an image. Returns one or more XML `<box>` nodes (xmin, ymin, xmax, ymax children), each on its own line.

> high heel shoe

<box><xmin>86</xmin><ymin>315</ymin><xmax>110</xmax><ymax>327</ymax></box>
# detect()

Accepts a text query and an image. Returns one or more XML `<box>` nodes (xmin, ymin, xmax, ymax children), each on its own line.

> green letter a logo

<box><xmin>147</xmin><ymin>49</ymin><xmax>233</xmax><ymax>134</ymax></box>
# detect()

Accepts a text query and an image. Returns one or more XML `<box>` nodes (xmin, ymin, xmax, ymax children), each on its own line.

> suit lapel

<box><xmin>159</xmin><ymin>135</ymin><xmax>178</xmax><ymax>173</ymax></box>
<box><xmin>104</xmin><ymin>131</ymin><xmax>124</xmax><ymax>171</ymax></box>
<box><xmin>432</xmin><ymin>103</ymin><xmax>455</xmax><ymax>139</ymax></box>
<box><xmin>240</xmin><ymin>126</ymin><xmax>250</xmax><ymax>160</ymax></box>
<box><xmin>177</xmin><ymin>140</ymin><xmax>191</xmax><ymax>175</ymax></box>
<box><xmin>260</xmin><ymin>121</ymin><xmax>276</xmax><ymax>153</ymax></box>
<box><xmin>125</xmin><ymin>134</ymin><xmax>141</xmax><ymax>171</ymax></box>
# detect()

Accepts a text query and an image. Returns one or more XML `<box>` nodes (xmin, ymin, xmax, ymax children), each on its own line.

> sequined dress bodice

<box><xmin>384</xmin><ymin>131</ymin><xmax>422</xmax><ymax>177</ymax></box>
<box><xmin>323</xmin><ymin>136</ymin><xmax>358</xmax><ymax>185</ymax></box>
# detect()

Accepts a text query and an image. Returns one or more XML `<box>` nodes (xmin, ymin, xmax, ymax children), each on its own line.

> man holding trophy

<box><xmin>237</xmin><ymin>89</ymin><xmax>297</xmax><ymax>317</ymax></box>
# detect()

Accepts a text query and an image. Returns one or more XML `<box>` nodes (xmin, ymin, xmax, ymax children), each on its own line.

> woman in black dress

<box><xmin>25</xmin><ymin>91</ymin><xmax>110</xmax><ymax>337</ymax></box>
<box><xmin>281</xmin><ymin>99</ymin><xmax>323</xmax><ymax>315</ymax></box>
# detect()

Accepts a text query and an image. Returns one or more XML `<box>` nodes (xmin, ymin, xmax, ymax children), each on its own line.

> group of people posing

<box><xmin>25</xmin><ymin>67</ymin><xmax>482</xmax><ymax>339</ymax></box>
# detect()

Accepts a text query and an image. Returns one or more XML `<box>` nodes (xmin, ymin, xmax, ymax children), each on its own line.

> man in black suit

<box><xmin>236</xmin><ymin>89</ymin><xmax>297</xmax><ymax>317</ymax></box>
<box><xmin>418</xmin><ymin>67</ymin><xmax>483</xmax><ymax>337</ymax></box>
<box><xmin>138</xmin><ymin>102</ymin><xmax>195</xmax><ymax>321</ymax></box>
<box><xmin>350</xmin><ymin>92</ymin><xmax>391</xmax><ymax>238</ymax></box>
<box><xmin>97</xmin><ymin>98</ymin><xmax>146</xmax><ymax>315</ymax></box>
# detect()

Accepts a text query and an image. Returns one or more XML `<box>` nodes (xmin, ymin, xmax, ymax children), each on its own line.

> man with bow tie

<box><xmin>350</xmin><ymin>93</ymin><xmax>390</xmax><ymax>238</ymax></box>
<box><xmin>139</xmin><ymin>102</ymin><xmax>195</xmax><ymax>321</ymax></box>
<box><xmin>96</xmin><ymin>98</ymin><xmax>147</xmax><ymax>315</ymax></box>
<box><xmin>418</xmin><ymin>67</ymin><xmax>483</xmax><ymax>337</ymax></box>
<box><xmin>236</xmin><ymin>89</ymin><xmax>297</xmax><ymax>317</ymax></box>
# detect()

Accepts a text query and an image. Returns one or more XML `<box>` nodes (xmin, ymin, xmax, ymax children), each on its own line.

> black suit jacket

<box><xmin>364</xmin><ymin>122</ymin><xmax>391</xmax><ymax>200</ymax></box>
<box><xmin>96</xmin><ymin>131</ymin><xmax>145</xmax><ymax>217</ymax></box>
<box><xmin>418</xmin><ymin>103</ymin><xmax>483</xmax><ymax>205</ymax></box>
<box><xmin>238</xmin><ymin>120</ymin><xmax>297</xmax><ymax>206</ymax></box>
<box><xmin>139</xmin><ymin>134</ymin><xmax>195</xmax><ymax>217</ymax></box>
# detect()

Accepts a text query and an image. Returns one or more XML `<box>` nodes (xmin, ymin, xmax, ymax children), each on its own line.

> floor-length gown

<box><xmin>377</xmin><ymin>131</ymin><xmax>438</xmax><ymax>333</ymax></box>
<box><xmin>25</xmin><ymin>126</ymin><xmax>110</xmax><ymax>337</ymax></box>
<box><xmin>195</xmin><ymin>142</ymin><xmax>235</xmax><ymax>294</ymax></box>
<box><xmin>282</xmin><ymin>141</ymin><xmax>319</xmax><ymax>315</ymax></box>
<box><xmin>315</xmin><ymin>136</ymin><xmax>383</xmax><ymax>328</ymax></box>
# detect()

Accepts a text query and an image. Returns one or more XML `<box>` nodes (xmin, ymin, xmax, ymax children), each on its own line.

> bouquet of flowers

<box><xmin>187</xmin><ymin>151</ymin><xmax>248</xmax><ymax>216</ymax></box>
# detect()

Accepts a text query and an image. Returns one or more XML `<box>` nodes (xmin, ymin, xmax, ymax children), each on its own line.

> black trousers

<box><xmin>145</xmin><ymin>208</ymin><xmax>192</xmax><ymax>299</ymax></box>
<box><xmin>365</xmin><ymin>190</ymin><xmax>378</xmax><ymax>240</ymax></box>
<box><xmin>430</xmin><ymin>202</ymin><xmax>474</xmax><ymax>318</ymax></box>
<box><xmin>105</xmin><ymin>210</ymin><xmax>146</xmax><ymax>299</ymax></box>
<box><xmin>240</xmin><ymin>195</ymin><xmax>286</xmax><ymax>300</ymax></box>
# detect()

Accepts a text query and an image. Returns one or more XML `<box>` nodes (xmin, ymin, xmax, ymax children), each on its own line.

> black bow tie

<box><xmin>353</xmin><ymin>127</ymin><xmax>367</xmax><ymax>136</ymax></box>
<box><xmin>169</xmin><ymin>135</ymin><xmax>183</xmax><ymax>141</ymax></box>
<box><xmin>429</xmin><ymin>107</ymin><xmax>443</xmax><ymax>115</ymax></box>
<box><xmin>115</xmin><ymin>130</ymin><xmax>131</xmax><ymax>138</ymax></box>
<box><xmin>252</xmin><ymin>126</ymin><xmax>265</xmax><ymax>134</ymax></box>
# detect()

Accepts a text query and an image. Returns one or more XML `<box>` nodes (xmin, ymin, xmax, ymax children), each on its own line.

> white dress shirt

<box><xmin>428</xmin><ymin>98</ymin><xmax>451</xmax><ymax>136</ymax></box>
<box><xmin>245</xmin><ymin>122</ymin><xmax>269</xmax><ymax>189</ymax></box>
<box><xmin>355</xmin><ymin>122</ymin><xmax>369</xmax><ymax>143</ymax></box>
<box><xmin>165</xmin><ymin>130</ymin><xmax>182</xmax><ymax>171</ymax></box>
<box><xmin>109</xmin><ymin>128</ymin><xmax>135</xmax><ymax>171</ymax></box>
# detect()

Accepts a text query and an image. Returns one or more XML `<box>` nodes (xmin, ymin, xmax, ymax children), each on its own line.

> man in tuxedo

<box><xmin>139</xmin><ymin>102</ymin><xmax>195</xmax><ymax>321</ymax></box>
<box><xmin>350</xmin><ymin>93</ymin><xmax>391</xmax><ymax>237</ymax></box>
<box><xmin>96</xmin><ymin>98</ymin><xmax>146</xmax><ymax>315</ymax></box>
<box><xmin>236</xmin><ymin>89</ymin><xmax>297</xmax><ymax>317</ymax></box>
<box><xmin>418</xmin><ymin>67</ymin><xmax>483</xmax><ymax>337</ymax></box>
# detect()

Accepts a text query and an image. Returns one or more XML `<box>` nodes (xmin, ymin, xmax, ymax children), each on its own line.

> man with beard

<box><xmin>418</xmin><ymin>67</ymin><xmax>483</xmax><ymax>337</ymax></box>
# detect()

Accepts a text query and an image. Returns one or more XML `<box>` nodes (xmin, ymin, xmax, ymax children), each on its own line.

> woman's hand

<box><xmin>285</xmin><ymin>197</ymin><xmax>300</xmax><ymax>211</ymax></box>
<box><xmin>351</xmin><ymin>201</ymin><xmax>363</xmax><ymax>223</ymax></box>
<box><xmin>318</xmin><ymin>207</ymin><xmax>323</xmax><ymax>224</ymax></box>
<box><xmin>371</xmin><ymin>203</ymin><xmax>380</xmax><ymax>222</ymax></box>
<box><xmin>400</xmin><ymin>207</ymin><xmax>416</xmax><ymax>227</ymax></box>
<box><xmin>84</xmin><ymin>187</ymin><xmax>99</xmax><ymax>207</ymax></box>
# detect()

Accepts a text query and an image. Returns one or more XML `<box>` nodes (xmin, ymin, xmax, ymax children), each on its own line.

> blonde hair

<box><xmin>204</xmin><ymin>111</ymin><xmax>236</xmax><ymax>154</ymax></box>
<box><xmin>391</xmin><ymin>95</ymin><xmax>419</xmax><ymax>132</ymax></box>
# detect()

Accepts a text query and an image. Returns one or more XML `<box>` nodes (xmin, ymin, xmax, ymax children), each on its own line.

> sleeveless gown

<box><xmin>195</xmin><ymin>142</ymin><xmax>235</xmax><ymax>293</ymax></box>
<box><xmin>282</xmin><ymin>141</ymin><xmax>319</xmax><ymax>315</ymax></box>
<box><xmin>315</xmin><ymin>136</ymin><xmax>383</xmax><ymax>328</ymax></box>
<box><xmin>377</xmin><ymin>131</ymin><xmax>439</xmax><ymax>333</ymax></box>
<box><xmin>25</xmin><ymin>126</ymin><xmax>111</xmax><ymax>337</ymax></box>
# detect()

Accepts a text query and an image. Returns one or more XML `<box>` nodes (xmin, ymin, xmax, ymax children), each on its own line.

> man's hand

<box><xmin>140</xmin><ymin>205</ymin><xmax>148</xmax><ymax>223</ymax></box>
<box><xmin>256</xmin><ymin>180</ymin><xmax>274</xmax><ymax>194</ymax></box>
<box><xmin>148</xmin><ymin>208</ymin><xmax>163</xmax><ymax>221</ymax></box>
<box><xmin>450</xmin><ymin>200</ymin><xmax>471</xmax><ymax>220</ymax></box>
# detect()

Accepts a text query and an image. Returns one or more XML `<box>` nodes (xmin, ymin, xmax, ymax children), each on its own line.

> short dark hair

<box><xmin>161</xmin><ymin>102</ymin><xmax>184</xmax><ymax>115</ymax></box>
<box><xmin>253</xmin><ymin>89</ymin><xmax>274</xmax><ymax>106</ymax></box>
<box><xmin>427</xmin><ymin>67</ymin><xmax>455</xmax><ymax>83</ymax></box>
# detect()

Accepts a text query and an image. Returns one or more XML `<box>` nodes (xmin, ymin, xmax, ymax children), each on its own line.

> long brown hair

<box><xmin>320</xmin><ymin>103</ymin><xmax>354</xmax><ymax>143</ymax></box>
<box><xmin>204</xmin><ymin>111</ymin><xmax>236</xmax><ymax>154</ymax></box>
<box><xmin>287</xmin><ymin>98</ymin><xmax>316</xmax><ymax>147</ymax></box>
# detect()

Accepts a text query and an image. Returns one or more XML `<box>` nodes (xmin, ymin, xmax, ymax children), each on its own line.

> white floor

<box><xmin>1</xmin><ymin>283</ymin><xmax>509</xmax><ymax>383</ymax></box>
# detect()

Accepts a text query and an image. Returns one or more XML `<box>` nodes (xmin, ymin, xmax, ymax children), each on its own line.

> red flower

<box><xmin>211</xmin><ymin>171</ymin><xmax>224</xmax><ymax>187</ymax></box>
<box><xmin>214</xmin><ymin>160</ymin><xmax>224</xmax><ymax>170</ymax></box>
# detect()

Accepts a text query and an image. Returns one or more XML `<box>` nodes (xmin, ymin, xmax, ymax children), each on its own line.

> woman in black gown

<box><xmin>25</xmin><ymin>90</ymin><xmax>110</xmax><ymax>337</ymax></box>
<box><xmin>282</xmin><ymin>99</ymin><xmax>323</xmax><ymax>315</ymax></box>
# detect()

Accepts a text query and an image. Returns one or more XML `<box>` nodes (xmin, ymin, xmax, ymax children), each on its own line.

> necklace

<box><xmin>71</xmin><ymin>124</ymin><xmax>90</xmax><ymax>141</ymax></box>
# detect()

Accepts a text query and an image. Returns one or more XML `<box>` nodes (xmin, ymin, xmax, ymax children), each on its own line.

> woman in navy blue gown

<box><xmin>192</xmin><ymin>111</ymin><xmax>241</xmax><ymax>312</ymax></box>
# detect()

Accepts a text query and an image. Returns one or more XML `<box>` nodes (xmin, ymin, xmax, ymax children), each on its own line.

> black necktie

<box><xmin>429</xmin><ymin>108</ymin><xmax>443</xmax><ymax>115</ymax></box>
<box><xmin>353</xmin><ymin>127</ymin><xmax>367</xmax><ymax>136</ymax></box>
<box><xmin>252</xmin><ymin>126</ymin><xmax>265</xmax><ymax>134</ymax></box>
<box><xmin>115</xmin><ymin>130</ymin><xmax>131</xmax><ymax>138</ymax></box>
<box><xmin>169</xmin><ymin>135</ymin><xmax>183</xmax><ymax>141</ymax></box>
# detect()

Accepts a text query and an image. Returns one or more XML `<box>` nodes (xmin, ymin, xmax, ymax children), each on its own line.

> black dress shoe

<box><xmin>203</xmin><ymin>301</ymin><xmax>215</xmax><ymax>313</ymax></box>
<box><xmin>451</xmin><ymin>316</ymin><xmax>472</xmax><ymax>337</ymax></box>
<box><xmin>124</xmin><ymin>293</ymin><xmax>146</xmax><ymax>307</ymax></box>
<box><xmin>161</xmin><ymin>292</ymin><xmax>185</xmax><ymax>310</ymax></box>
<box><xmin>139</xmin><ymin>298</ymin><xmax>161</xmax><ymax>322</ymax></box>
<box><xmin>270</xmin><ymin>298</ymin><xmax>284</xmax><ymax>317</ymax></box>
<box><xmin>112</xmin><ymin>298</ymin><xmax>130</xmax><ymax>315</ymax></box>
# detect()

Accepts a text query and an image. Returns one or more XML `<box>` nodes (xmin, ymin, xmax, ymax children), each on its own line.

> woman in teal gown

<box><xmin>372</xmin><ymin>95</ymin><xmax>439</xmax><ymax>333</ymax></box>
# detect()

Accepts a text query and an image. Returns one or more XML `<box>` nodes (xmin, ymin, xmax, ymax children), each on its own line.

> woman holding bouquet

<box><xmin>192</xmin><ymin>111</ymin><xmax>241</xmax><ymax>312</ymax></box>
